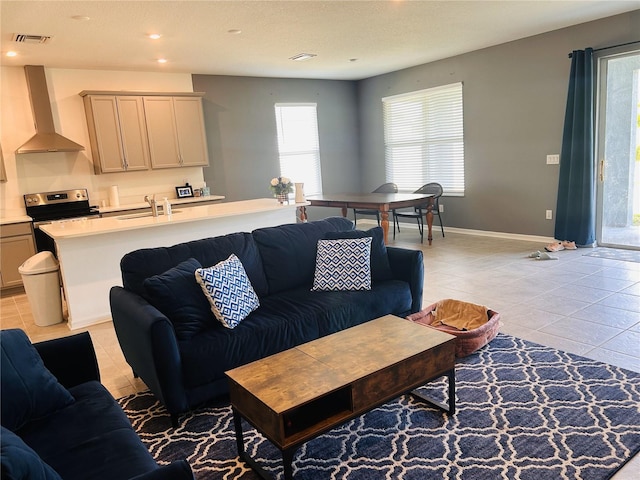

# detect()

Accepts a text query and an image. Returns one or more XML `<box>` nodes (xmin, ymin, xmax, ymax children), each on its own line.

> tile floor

<box><xmin>2</xmin><ymin>229</ymin><xmax>639</xmax><ymax>477</ymax></box>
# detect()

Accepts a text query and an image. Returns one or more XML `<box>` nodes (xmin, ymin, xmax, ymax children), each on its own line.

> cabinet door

<box><xmin>174</xmin><ymin>97</ymin><xmax>209</xmax><ymax>167</ymax></box>
<box><xmin>89</xmin><ymin>96</ymin><xmax>126</xmax><ymax>172</ymax></box>
<box><xmin>144</xmin><ymin>97</ymin><xmax>181</xmax><ymax>169</ymax></box>
<box><xmin>0</xmin><ymin>234</ymin><xmax>36</xmax><ymax>288</ymax></box>
<box><xmin>116</xmin><ymin>96</ymin><xmax>150</xmax><ymax>171</ymax></box>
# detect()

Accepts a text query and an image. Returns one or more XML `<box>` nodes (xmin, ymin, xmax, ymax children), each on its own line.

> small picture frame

<box><xmin>175</xmin><ymin>185</ymin><xmax>194</xmax><ymax>198</ymax></box>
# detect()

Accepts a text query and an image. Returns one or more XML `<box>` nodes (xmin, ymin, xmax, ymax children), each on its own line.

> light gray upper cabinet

<box><xmin>143</xmin><ymin>96</ymin><xmax>209</xmax><ymax>169</ymax></box>
<box><xmin>80</xmin><ymin>91</ymin><xmax>208</xmax><ymax>172</ymax></box>
<box><xmin>81</xmin><ymin>94</ymin><xmax>150</xmax><ymax>173</ymax></box>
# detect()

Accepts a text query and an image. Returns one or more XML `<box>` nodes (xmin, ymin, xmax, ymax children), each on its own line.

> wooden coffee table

<box><xmin>226</xmin><ymin>314</ymin><xmax>456</xmax><ymax>479</ymax></box>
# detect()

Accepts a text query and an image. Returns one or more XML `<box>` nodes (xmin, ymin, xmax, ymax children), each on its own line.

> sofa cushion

<box><xmin>0</xmin><ymin>426</ymin><xmax>61</xmax><ymax>480</ymax></box>
<box><xmin>324</xmin><ymin>226</ymin><xmax>393</xmax><ymax>282</ymax></box>
<box><xmin>121</xmin><ymin>232</ymin><xmax>268</xmax><ymax>298</ymax></box>
<box><xmin>312</xmin><ymin>237</ymin><xmax>372</xmax><ymax>291</ymax></box>
<box><xmin>252</xmin><ymin>217</ymin><xmax>355</xmax><ymax>294</ymax></box>
<box><xmin>143</xmin><ymin>258</ymin><xmax>215</xmax><ymax>340</ymax></box>
<box><xmin>17</xmin><ymin>381</ymin><xmax>158</xmax><ymax>480</ymax></box>
<box><xmin>0</xmin><ymin>329</ymin><xmax>74</xmax><ymax>432</ymax></box>
<box><xmin>179</xmin><ymin>280</ymin><xmax>412</xmax><ymax>389</ymax></box>
<box><xmin>195</xmin><ymin>254</ymin><xmax>260</xmax><ymax>329</ymax></box>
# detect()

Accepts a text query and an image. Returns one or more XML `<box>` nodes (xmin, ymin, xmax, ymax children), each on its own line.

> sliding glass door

<box><xmin>596</xmin><ymin>50</ymin><xmax>640</xmax><ymax>249</ymax></box>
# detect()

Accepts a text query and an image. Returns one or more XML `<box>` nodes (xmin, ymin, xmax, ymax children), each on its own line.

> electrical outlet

<box><xmin>439</xmin><ymin>204</ymin><xmax>444</xmax><ymax>213</ymax></box>
<box><xmin>546</xmin><ymin>154</ymin><xmax>560</xmax><ymax>165</ymax></box>
<box><xmin>546</xmin><ymin>210</ymin><xmax>553</xmax><ymax>220</ymax></box>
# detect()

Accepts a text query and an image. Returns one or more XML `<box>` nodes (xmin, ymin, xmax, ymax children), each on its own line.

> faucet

<box><xmin>144</xmin><ymin>195</ymin><xmax>159</xmax><ymax>217</ymax></box>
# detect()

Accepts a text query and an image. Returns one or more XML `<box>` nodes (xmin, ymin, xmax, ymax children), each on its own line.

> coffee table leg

<box><xmin>283</xmin><ymin>448</ymin><xmax>295</xmax><ymax>480</ymax></box>
<box><xmin>233</xmin><ymin>407</ymin><xmax>297</xmax><ymax>479</ymax></box>
<box><xmin>411</xmin><ymin>368</ymin><xmax>456</xmax><ymax>415</ymax></box>
<box><xmin>232</xmin><ymin>407</ymin><xmax>246</xmax><ymax>458</ymax></box>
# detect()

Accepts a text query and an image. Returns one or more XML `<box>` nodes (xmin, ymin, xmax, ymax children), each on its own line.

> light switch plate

<box><xmin>546</xmin><ymin>154</ymin><xmax>560</xmax><ymax>165</ymax></box>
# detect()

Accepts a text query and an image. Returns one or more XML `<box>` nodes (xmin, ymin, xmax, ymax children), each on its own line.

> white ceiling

<box><xmin>2</xmin><ymin>1</ymin><xmax>638</xmax><ymax>81</ymax></box>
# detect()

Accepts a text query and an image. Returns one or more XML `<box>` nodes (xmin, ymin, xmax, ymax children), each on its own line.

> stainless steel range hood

<box><xmin>16</xmin><ymin>65</ymin><xmax>84</xmax><ymax>154</ymax></box>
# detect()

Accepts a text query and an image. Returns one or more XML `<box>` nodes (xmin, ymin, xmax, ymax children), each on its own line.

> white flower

<box><xmin>281</xmin><ymin>177</ymin><xmax>290</xmax><ymax>184</ymax></box>
<box><xmin>270</xmin><ymin>178</ymin><xmax>279</xmax><ymax>186</ymax></box>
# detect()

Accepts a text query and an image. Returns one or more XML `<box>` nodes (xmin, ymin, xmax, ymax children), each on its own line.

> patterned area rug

<box><xmin>583</xmin><ymin>247</ymin><xmax>640</xmax><ymax>263</ymax></box>
<box><xmin>117</xmin><ymin>334</ymin><xmax>640</xmax><ymax>480</ymax></box>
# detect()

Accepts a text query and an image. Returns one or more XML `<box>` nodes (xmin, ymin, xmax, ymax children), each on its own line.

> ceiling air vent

<box><xmin>12</xmin><ymin>33</ymin><xmax>52</xmax><ymax>44</ymax></box>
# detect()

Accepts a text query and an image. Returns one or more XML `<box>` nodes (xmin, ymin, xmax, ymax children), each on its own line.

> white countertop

<box><xmin>97</xmin><ymin>194</ymin><xmax>225</xmax><ymax>213</ymax></box>
<box><xmin>0</xmin><ymin>212</ymin><xmax>32</xmax><ymax>225</ymax></box>
<box><xmin>40</xmin><ymin>198</ymin><xmax>307</xmax><ymax>239</ymax></box>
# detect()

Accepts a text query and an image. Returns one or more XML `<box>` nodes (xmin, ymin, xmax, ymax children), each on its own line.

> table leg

<box><xmin>381</xmin><ymin>212</ymin><xmax>390</xmax><ymax>244</ymax></box>
<box><xmin>341</xmin><ymin>206</ymin><xmax>347</xmax><ymax>218</ymax></box>
<box><xmin>233</xmin><ymin>407</ymin><xmax>246</xmax><ymax>458</ymax></box>
<box><xmin>425</xmin><ymin>198</ymin><xmax>434</xmax><ymax>245</ymax></box>
<box><xmin>282</xmin><ymin>449</ymin><xmax>295</xmax><ymax>480</ymax></box>
<box><xmin>233</xmin><ymin>407</ymin><xmax>298</xmax><ymax>479</ymax></box>
<box><xmin>411</xmin><ymin>368</ymin><xmax>456</xmax><ymax>415</ymax></box>
<box><xmin>297</xmin><ymin>206</ymin><xmax>307</xmax><ymax>222</ymax></box>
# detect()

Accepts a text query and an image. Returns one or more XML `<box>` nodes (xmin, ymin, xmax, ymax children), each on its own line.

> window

<box><xmin>383</xmin><ymin>83</ymin><xmax>464</xmax><ymax>196</ymax></box>
<box><xmin>274</xmin><ymin>103</ymin><xmax>323</xmax><ymax>195</ymax></box>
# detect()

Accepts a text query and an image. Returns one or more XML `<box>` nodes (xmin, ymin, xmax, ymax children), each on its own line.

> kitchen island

<box><xmin>40</xmin><ymin>199</ymin><xmax>302</xmax><ymax>330</ymax></box>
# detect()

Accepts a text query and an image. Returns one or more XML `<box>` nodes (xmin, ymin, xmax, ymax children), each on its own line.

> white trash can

<box><xmin>18</xmin><ymin>252</ymin><xmax>64</xmax><ymax>327</ymax></box>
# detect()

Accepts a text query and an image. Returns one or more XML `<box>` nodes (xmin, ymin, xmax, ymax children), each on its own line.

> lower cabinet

<box><xmin>1</xmin><ymin>223</ymin><xmax>36</xmax><ymax>289</ymax></box>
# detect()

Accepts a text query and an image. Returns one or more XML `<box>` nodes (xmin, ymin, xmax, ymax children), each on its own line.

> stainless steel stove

<box><xmin>24</xmin><ymin>188</ymin><xmax>100</xmax><ymax>253</ymax></box>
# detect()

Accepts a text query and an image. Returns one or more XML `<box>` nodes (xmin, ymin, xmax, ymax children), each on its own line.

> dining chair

<box><xmin>393</xmin><ymin>182</ymin><xmax>444</xmax><ymax>242</ymax></box>
<box><xmin>353</xmin><ymin>182</ymin><xmax>398</xmax><ymax>227</ymax></box>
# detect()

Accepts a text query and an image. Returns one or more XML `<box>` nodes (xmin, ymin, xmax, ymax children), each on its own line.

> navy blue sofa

<box><xmin>110</xmin><ymin>217</ymin><xmax>424</xmax><ymax>425</ymax></box>
<box><xmin>0</xmin><ymin>329</ymin><xmax>193</xmax><ymax>480</ymax></box>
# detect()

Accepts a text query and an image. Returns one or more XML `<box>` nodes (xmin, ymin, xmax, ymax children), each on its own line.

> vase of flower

<box><xmin>270</xmin><ymin>176</ymin><xmax>293</xmax><ymax>204</ymax></box>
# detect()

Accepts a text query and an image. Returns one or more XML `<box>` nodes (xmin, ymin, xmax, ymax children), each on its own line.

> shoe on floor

<box><xmin>536</xmin><ymin>252</ymin><xmax>558</xmax><ymax>260</ymax></box>
<box><xmin>561</xmin><ymin>240</ymin><xmax>577</xmax><ymax>250</ymax></box>
<box><xmin>545</xmin><ymin>242</ymin><xmax>565</xmax><ymax>252</ymax></box>
<box><xmin>528</xmin><ymin>251</ymin><xmax>542</xmax><ymax>258</ymax></box>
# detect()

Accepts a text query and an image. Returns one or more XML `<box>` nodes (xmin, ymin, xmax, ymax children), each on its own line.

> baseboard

<box><xmin>356</xmin><ymin>219</ymin><xmax>555</xmax><ymax>244</ymax></box>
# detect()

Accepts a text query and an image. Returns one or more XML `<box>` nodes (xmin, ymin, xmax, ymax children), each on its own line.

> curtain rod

<box><xmin>568</xmin><ymin>40</ymin><xmax>640</xmax><ymax>58</ymax></box>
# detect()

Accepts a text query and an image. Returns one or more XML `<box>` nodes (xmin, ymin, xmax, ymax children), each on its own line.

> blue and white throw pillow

<box><xmin>312</xmin><ymin>237</ymin><xmax>372</xmax><ymax>291</ymax></box>
<box><xmin>195</xmin><ymin>254</ymin><xmax>260</xmax><ymax>329</ymax></box>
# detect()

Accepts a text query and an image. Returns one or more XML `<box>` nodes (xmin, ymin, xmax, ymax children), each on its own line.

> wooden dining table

<box><xmin>304</xmin><ymin>192</ymin><xmax>435</xmax><ymax>245</ymax></box>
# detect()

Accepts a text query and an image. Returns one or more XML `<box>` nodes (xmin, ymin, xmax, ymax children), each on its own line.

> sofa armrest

<box><xmin>129</xmin><ymin>460</ymin><xmax>194</xmax><ymax>480</ymax></box>
<box><xmin>386</xmin><ymin>246</ymin><xmax>424</xmax><ymax>313</ymax></box>
<box><xmin>34</xmin><ymin>332</ymin><xmax>100</xmax><ymax>388</ymax></box>
<box><xmin>109</xmin><ymin>286</ymin><xmax>188</xmax><ymax>417</ymax></box>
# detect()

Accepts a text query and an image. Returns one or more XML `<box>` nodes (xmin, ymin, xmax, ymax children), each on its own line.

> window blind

<box><xmin>274</xmin><ymin>103</ymin><xmax>323</xmax><ymax>196</ymax></box>
<box><xmin>383</xmin><ymin>83</ymin><xmax>464</xmax><ymax>196</ymax></box>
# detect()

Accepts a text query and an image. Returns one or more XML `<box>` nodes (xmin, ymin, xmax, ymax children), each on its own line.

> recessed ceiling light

<box><xmin>6</xmin><ymin>51</ymin><xmax>17</xmax><ymax>57</ymax></box>
<box><xmin>289</xmin><ymin>53</ymin><xmax>317</xmax><ymax>62</ymax></box>
<box><xmin>227</xmin><ymin>29</ymin><xmax>242</xmax><ymax>35</ymax></box>
<box><xmin>157</xmin><ymin>58</ymin><xmax>168</xmax><ymax>64</ymax></box>
<box><xmin>148</xmin><ymin>33</ymin><xmax>162</xmax><ymax>40</ymax></box>
<box><xmin>71</xmin><ymin>15</ymin><xmax>91</xmax><ymax>21</ymax></box>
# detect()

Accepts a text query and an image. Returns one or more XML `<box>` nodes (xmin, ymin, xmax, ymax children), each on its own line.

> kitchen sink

<box><xmin>116</xmin><ymin>210</ymin><xmax>182</xmax><ymax>220</ymax></box>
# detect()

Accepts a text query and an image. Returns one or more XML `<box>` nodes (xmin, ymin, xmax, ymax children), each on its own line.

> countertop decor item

<box><xmin>295</xmin><ymin>182</ymin><xmax>305</xmax><ymax>203</ymax></box>
<box><xmin>270</xmin><ymin>176</ymin><xmax>293</xmax><ymax>204</ymax></box>
<box><xmin>109</xmin><ymin>185</ymin><xmax>120</xmax><ymax>207</ymax></box>
<box><xmin>176</xmin><ymin>184</ymin><xmax>194</xmax><ymax>198</ymax></box>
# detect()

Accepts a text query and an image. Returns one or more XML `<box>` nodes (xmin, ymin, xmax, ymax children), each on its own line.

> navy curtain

<box><xmin>554</xmin><ymin>48</ymin><xmax>595</xmax><ymax>246</ymax></box>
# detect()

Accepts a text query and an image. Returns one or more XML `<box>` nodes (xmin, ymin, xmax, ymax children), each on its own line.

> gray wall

<box><xmin>191</xmin><ymin>75</ymin><xmax>360</xmax><ymax>221</ymax></box>
<box><xmin>193</xmin><ymin>10</ymin><xmax>639</xmax><ymax>235</ymax></box>
<box><xmin>359</xmin><ymin>11</ymin><xmax>640</xmax><ymax>236</ymax></box>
